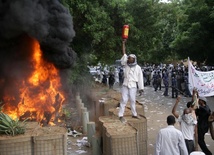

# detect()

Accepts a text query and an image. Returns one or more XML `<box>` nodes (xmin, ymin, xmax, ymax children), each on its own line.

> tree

<box><xmin>62</xmin><ymin>0</ymin><xmax>129</xmax><ymax>65</ymax></box>
<box><xmin>171</xmin><ymin>0</ymin><xmax>214</xmax><ymax>65</ymax></box>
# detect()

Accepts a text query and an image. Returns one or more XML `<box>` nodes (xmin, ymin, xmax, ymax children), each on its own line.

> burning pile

<box><xmin>2</xmin><ymin>39</ymin><xmax>65</xmax><ymax>125</ymax></box>
<box><xmin>0</xmin><ymin>0</ymin><xmax>76</xmax><ymax>125</ymax></box>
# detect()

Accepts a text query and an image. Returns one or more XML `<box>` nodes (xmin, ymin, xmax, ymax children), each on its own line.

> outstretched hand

<box><xmin>193</xmin><ymin>88</ymin><xmax>199</xmax><ymax>97</ymax></box>
<box><xmin>176</xmin><ymin>96</ymin><xmax>181</xmax><ymax>103</ymax></box>
<box><xmin>122</xmin><ymin>39</ymin><xmax>127</xmax><ymax>44</ymax></box>
<box><xmin>122</xmin><ymin>39</ymin><xmax>126</xmax><ymax>55</ymax></box>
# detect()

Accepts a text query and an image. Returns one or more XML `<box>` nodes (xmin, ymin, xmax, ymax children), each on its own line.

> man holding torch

<box><xmin>118</xmin><ymin>25</ymin><xmax>144</xmax><ymax>123</ymax></box>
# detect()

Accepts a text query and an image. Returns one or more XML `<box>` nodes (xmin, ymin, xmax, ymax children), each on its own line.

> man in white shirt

<box><xmin>155</xmin><ymin>115</ymin><xmax>188</xmax><ymax>155</ymax></box>
<box><xmin>172</xmin><ymin>96</ymin><xmax>198</xmax><ymax>154</ymax></box>
<box><xmin>118</xmin><ymin>40</ymin><xmax>144</xmax><ymax>123</ymax></box>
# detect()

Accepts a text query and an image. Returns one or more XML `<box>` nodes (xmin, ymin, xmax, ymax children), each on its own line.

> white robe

<box><xmin>118</xmin><ymin>54</ymin><xmax>144</xmax><ymax>117</ymax></box>
<box><xmin>121</xmin><ymin>54</ymin><xmax>144</xmax><ymax>90</ymax></box>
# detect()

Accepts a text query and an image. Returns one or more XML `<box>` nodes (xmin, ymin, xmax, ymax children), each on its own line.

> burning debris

<box><xmin>0</xmin><ymin>0</ymin><xmax>76</xmax><ymax>125</ymax></box>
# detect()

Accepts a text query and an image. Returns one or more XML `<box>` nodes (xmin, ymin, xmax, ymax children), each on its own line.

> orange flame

<box><xmin>3</xmin><ymin>39</ymin><xmax>65</xmax><ymax>125</ymax></box>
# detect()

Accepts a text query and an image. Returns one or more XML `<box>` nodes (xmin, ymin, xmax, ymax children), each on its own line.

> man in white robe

<box><xmin>118</xmin><ymin>40</ymin><xmax>144</xmax><ymax>123</ymax></box>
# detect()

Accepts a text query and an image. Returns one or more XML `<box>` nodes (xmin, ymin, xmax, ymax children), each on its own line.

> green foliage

<box><xmin>171</xmin><ymin>0</ymin><xmax>214</xmax><ymax>64</ymax></box>
<box><xmin>61</xmin><ymin>107</ymin><xmax>71</xmax><ymax>118</ymax></box>
<box><xmin>67</xmin><ymin>55</ymin><xmax>93</xmax><ymax>91</ymax></box>
<box><xmin>62</xmin><ymin>0</ymin><xmax>127</xmax><ymax>66</ymax></box>
<box><xmin>0</xmin><ymin>110</ymin><xmax>27</xmax><ymax>136</ymax></box>
<box><xmin>61</xmin><ymin>0</ymin><xmax>214</xmax><ymax>68</ymax></box>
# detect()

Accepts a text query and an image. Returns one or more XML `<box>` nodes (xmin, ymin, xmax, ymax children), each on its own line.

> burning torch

<box><xmin>122</xmin><ymin>25</ymin><xmax>129</xmax><ymax>40</ymax></box>
<box><xmin>122</xmin><ymin>25</ymin><xmax>129</xmax><ymax>55</ymax></box>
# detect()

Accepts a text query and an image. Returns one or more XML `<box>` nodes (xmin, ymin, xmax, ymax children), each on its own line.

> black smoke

<box><xmin>0</xmin><ymin>0</ymin><xmax>76</xmax><ymax>108</ymax></box>
<box><xmin>0</xmin><ymin>0</ymin><xmax>76</xmax><ymax>69</ymax></box>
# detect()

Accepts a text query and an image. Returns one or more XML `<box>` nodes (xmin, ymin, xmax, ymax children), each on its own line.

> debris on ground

<box><xmin>67</xmin><ymin>129</ymin><xmax>82</xmax><ymax>137</ymax></box>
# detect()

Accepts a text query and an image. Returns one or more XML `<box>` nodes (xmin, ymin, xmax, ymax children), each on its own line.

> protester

<box><xmin>176</xmin><ymin>71</ymin><xmax>183</xmax><ymax>93</ymax></box>
<box><xmin>195</xmin><ymin>95</ymin><xmax>212</xmax><ymax>155</ymax></box>
<box><xmin>101</xmin><ymin>71</ymin><xmax>107</xmax><ymax>85</ymax></box>
<box><xmin>209</xmin><ymin>111</ymin><xmax>214</xmax><ymax>140</ymax></box>
<box><xmin>145</xmin><ymin>68</ymin><xmax>151</xmax><ymax>86</ymax></box>
<box><xmin>162</xmin><ymin>71</ymin><xmax>169</xmax><ymax>96</ymax></box>
<box><xmin>156</xmin><ymin>71</ymin><xmax>162</xmax><ymax>91</ymax></box>
<box><xmin>114</xmin><ymin>67</ymin><xmax>119</xmax><ymax>85</ymax></box>
<box><xmin>171</xmin><ymin>71</ymin><xmax>178</xmax><ymax>98</ymax></box>
<box><xmin>118</xmin><ymin>39</ymin><xmax>144</xmax><ymax>123</ymax></box>
<box><xmin>118</xmin><ymin>67</ymin><xmax>124</xmax><ymax>86</ymax></box>
<box><xmin>155</xmin><ymin>115</ymin><xmax>188</xmax><ymax>155</ymax></box>
<box><xmin>172</xmin><ymin>96</ymin><xmax>198</xmax><ymax>154</ymax></box>
<box><xmin>152</xmin><ymin>71</ymin><xmax>158</xmax><ymax>91</ymax></box>
<box><xmin>108</xmin><ymin>71</ymin><xmax>115</xmax><ymax>89</ymax></box>
<box><xmin>183</xmin><ymin>72</ymin><xmax>191</xmax><ymax>97</ymax></box>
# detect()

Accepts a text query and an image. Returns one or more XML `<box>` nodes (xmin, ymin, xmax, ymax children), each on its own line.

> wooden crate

<box><xmin>33</xmin><ymin>126</ymin><xmax>67</xmax><ymax>155</ymax></box>
<box><xmin>100</xmin><ymin>115</ymin><xmax>148</xmax><ymax>155</ymax></box>
<box><xmin>126</xmin><ymin>115</ymin><xmax>147</xmax><ymax>142</ymax></box>
<box><xmin>103</xmin><ymin>122</ymin><xmax>138</xmax><ymax>155</ymax></box>
<box><xmin>138</xmin><ymin>141</ymin><xmax>148</xmax><ymax>155</ymax></box>
<box><xmin>98</xmin><ymin>116</ymin><xmax>119</xmax><ymax>134</ymax></box>
<box><xmin>0</xmin><ymin>124</ymin><xmax>67</xmax><ymax>155</ymax></box>
<box><xmin>124</xmin><ymin>103</ymin><xmax>145</xmax><ymax>116</ymax></box>
<box><xmin>126</xmin><ymin>115</ymin><xmax>148</xmax><ymax>155</ymax></box>
<box><xmin>0</xmin><ymin>135</ymin><xmax>32</xmax><ymax>155</ymax></box>
<box><xmin>103</xmin><ymin>98</ymin><xmax>119</xmax><ymax>116</ymax></box>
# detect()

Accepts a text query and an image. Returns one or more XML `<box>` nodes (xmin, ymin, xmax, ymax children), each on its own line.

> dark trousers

<box><xmin>172</xmin><ymin>86</ymin><xmax>178</xmax><ymax>98</ymax></box>
<box><xmin>185</xmin><ymin>139</ymin><xmax>194</xmax><ymax>154</ymax></box>
<box><xmin>177</xmin><ymin>80</ymin><xmax>182</xmax><ymax>92</ymax></box>
<box><xmin>163</xmin><ymin>86</ymin><xmax>168</xmax><ymax>96</ymax></box>
<box><xmin>184</xmin><ymin>83</ymin><xmax>191</xmax><ymax>96</ymax></box>
<box><xmin>198</xmin><ymin>129</ymin><xmax>212</xmax><ymax>155</ymax></box>
<box><xmin>153</xmin><ymin>81</ymin><xmax>158</xmax><ymax>91</ymax></box>
<box><xmin>157</xmin><ymin>82</ymin><xmax>161</xmax><ymax>90</ymax></box>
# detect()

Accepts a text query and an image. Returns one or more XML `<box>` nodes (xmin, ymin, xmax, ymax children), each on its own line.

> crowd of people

<box><xmin>89</xmin><ymin>65</ymin><xmax>125</xmax><ymax>89</ymax></box>
<box><xmin>91</xmin><ymin>61</ymin><xmax>214</xmax><ymax>100</ymax></box>
<box><xmin>155</xmin><ymin>89</ymin><xmax>214</xmax><ymax>155</ymax></box>
<box><xmin>142</xmin><ymin>64</ymin><xmax>214</xmax><ymax>98</ymax></box>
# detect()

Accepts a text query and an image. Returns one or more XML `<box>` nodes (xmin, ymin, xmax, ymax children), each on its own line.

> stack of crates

<box><xmin>102</xmin><ymin>122</ymin><xmax>138</xmax><ymax>155</ymax></box>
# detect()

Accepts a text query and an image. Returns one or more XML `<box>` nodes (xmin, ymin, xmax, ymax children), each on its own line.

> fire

<box><xmin>2</xmin><ymin>39</ymin><xmax>65</xmax><ymax>125</ymax></box>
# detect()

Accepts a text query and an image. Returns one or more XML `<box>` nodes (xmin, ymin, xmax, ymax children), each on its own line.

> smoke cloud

<box><xmin>0</xmin><ymin>0</ymin><xmax>76</xmax><ymax>69</ymax></box>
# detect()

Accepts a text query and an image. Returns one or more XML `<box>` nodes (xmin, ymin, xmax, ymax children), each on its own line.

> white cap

<box><xmin>128</xmin><ymin>54</ymin><xmax>136</xmax><ymax>59</ymax></box>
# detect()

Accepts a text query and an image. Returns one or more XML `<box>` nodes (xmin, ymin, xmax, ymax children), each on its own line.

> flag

<box><xmin>188</xmin><ymin>57</ymin><xmax>214</xmax><ymax>97</ymax></box>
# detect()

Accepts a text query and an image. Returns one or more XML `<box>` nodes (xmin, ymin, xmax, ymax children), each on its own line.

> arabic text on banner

<box><xmin>188</xmin><ymin>58</ymin><xmax>214</xmax><ymax>97</ymax></box>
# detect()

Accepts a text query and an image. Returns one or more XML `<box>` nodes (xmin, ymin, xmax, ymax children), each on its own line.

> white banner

<box><xmin>188</xmin><ymin>58</ymin><xmax>214</xmax><ymax>97</ymax></box>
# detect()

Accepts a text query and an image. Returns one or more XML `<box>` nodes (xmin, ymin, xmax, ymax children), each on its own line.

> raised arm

<box><xmin>121</xmin><ymin>40</ymin><xmax>128</xmax><ymax>66</ymax></box>
<box><xmin>172</xmin><ymin>96</ymin><xmax>181</xmax><ymax>119</ymax></box>
<box><xmin>192</xmin><ymin>88</ymin><xmax>198</xmax><ymax>101</ymax></box>
<box><xmin>122</xmin><ymin>40</ymin><xmax>126</xmax><ymax>55</ymax></box>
